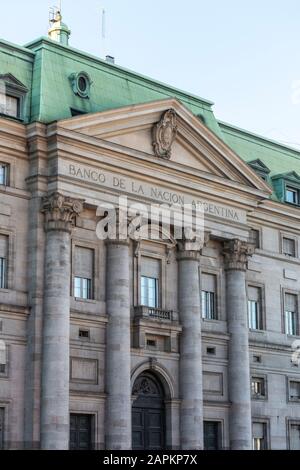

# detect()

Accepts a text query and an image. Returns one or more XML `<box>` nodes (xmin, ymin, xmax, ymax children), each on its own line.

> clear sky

<box><xmin>2</xmin><ymin>0</ymin><xmax>300</xmax><ymax>148</ymax></box>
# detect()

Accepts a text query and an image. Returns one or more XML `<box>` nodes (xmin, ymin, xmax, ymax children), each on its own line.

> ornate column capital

<box><xmin>105</xmin><ymin>208</ymin><xmax>133</xmax><ymax>246</ymax></box>
<box><xmin>41</xmin><ymin>192</ymin><xmax>84</xmax><ymax>233</ymax></box>
<box><xmin>176</xmin><ymin>231</ymin><xmax>210</xmax><ymax>262</ymax></box>
<box><xmin>223</xmin><ymin>239</ymin><xmax>254</xmax><ymax>271</ymax></box>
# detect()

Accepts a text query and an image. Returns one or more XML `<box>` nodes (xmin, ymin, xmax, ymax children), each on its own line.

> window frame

<box><xmin>251</xmin><ymin>375</ymin><xmax>267</xmax><ymax>401</ymax></box>
<box><xmin>282</xmin><ymin>289</ymin><xmax>300</xmax><ymax>337</ymax></box>
<box><xmin>287</xmin><ymin>419</ymin><xmax>300</xmax><ymax>450</ymax></box>
<box><xmin>285</xmin><ymin>186</ymin><xmax>299</xmax><ymax>206</ymax></box>
<box><xmin>136</xmin><ymin>249</ymin><xmax>165</xmax><ymax>310</ymax></box>
<box><xmin>252</xmin><ymin>419</ymin><xmax>269</xmax><ymax>451</ymax></box>
<box><xmin>287</xmin><ymin>378</ymin><xmax>300</xmax><ymax>403</ymax></box>
<box><xmin>141</xmin><ymin>275</ymin><xmax>159</xmax><ymax>309</ymax></box>
<box><xmin>281</xmin><ymin>233</ymin><xmax>297</xmax><ymax>258</ymax></box>
<box><xmin>200</xmin><ymin>268</ymin><xmax>222</xmax><ymax>322</ymax></box>
<box><xmin>0</xmin><ymin>74</ymin><xmax>28</xmax><ymax>121</ymax></box>
<box><xmin>71</xmin><ymin>241</ymin><xmax>98</xmax><ymax>302</ymax></box>
<box><xmin>247</xmin><ymin>283</ymin><xmax>265</xmax><ymax>331</ymax></box>
<box><xmin>0</xmin><ymin>163</ymin><xmax>9</xmax><ymax>187</ymax></box>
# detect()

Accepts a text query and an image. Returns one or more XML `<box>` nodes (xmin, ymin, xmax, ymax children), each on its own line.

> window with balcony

<box><xmin>73</xmin><ymin>246</ymin><xmax>94</xmax><ymax>300</ymax></box>
<box><xmin>284</xmin><ymin>293</ymin><xmax>298</xmax><ymax>336</ymax></box>
<box><xmin>140</xmin><ymin>257</ymin><xmax>161</xmax><ymax>308</ymax></box>
<box><xmin>201</xmin><ymin>273</ymin><xmax>217</xmax><ymax>320</ymax></box>
<box><xmin>248</xmin><ymin>286</ymin><xmax>263</xmax><ymax>330</ymax></box>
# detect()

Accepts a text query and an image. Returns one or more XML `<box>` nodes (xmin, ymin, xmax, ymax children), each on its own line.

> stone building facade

<box><xmin>1</xmin><ymin>13</ymin><xmax>300</xmax><ymax>450</ymax></box>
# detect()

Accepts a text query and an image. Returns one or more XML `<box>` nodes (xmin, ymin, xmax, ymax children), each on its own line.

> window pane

<box><xmin>286</xmin><ymin>188</ymin><xmax>298</xmax><ymax>204</ymax></box>
<box><xmin>202</xmin><ymin>291</ymin><xmax>216</xmax><ymax>320</ymax></box>
<box><xmin>141</xmin><ymin>276</ymin><xmax>158</xmax><ymax>308</ymax></box>
<box><xmin>290</xmin><ymin>382</ymin><xmax>300</xmax><ymax>400</ymax></box>
<box><xmin>0</xmin><ymin>164</ymin><xmax>8</xmax><ymax>186</ymax></box>
<box><xmin>5</xmin><ymin>95</ymin><xmax>18</xmax><ymax>117</ymax></box>
<box><xmin>0</xmin><ymin>258</ymin><xmax>6</xmax><ymax>289</ymax></box>
<box><xmin>285</xmin><ymin>311</ymin><xmax>297</xmax><ymax>336</ymax></box>
<box><xmin>290</xmin><ymin>424</ymin><xmax>300</xmax><ymax>450</ymax></box>
<box><xmin>283</xmin><ymin>238</ymin><xmax>296</xmax><ymax>257</ymax></box>
<box><xmin>248</xmin><ymin>300</ymin><xmax>261</xmax><ymax>330</ymax></box>
<box><xmin>252</xmin><ymin>422</ymin><xmax>266</xmax><ymax>450</ymax></box>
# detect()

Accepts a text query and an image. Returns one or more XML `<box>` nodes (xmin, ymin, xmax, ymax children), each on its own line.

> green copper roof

<box><xmin>1</xmin><ymin>34</ymin><xmax>300</xmax><ymax>205</ymax></box>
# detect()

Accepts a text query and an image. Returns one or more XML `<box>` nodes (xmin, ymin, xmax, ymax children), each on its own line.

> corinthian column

<box><xmin>105</xmin><ymin>210</ymin><xmax>131</xmax><ymax>450</ymax></box>
<box><xmin>223</xmin><ymin>239</ymin><xmax>254</xmax><ymax>450</ymax></box>
<box><xmin>177</xmin><ymin>241</ymin><xmax>203</xmax><ymax>450</ymax></box>
<box><xmin>40</xmin><ymin>192</ymin><xmax>83</xmax><ymax>450</ymax></box>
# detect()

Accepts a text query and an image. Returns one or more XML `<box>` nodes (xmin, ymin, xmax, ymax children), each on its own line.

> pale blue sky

<box><xmin>2</xmin><ymin>0</ymin><xmax>300</xmax><ymax>147</ymax></box>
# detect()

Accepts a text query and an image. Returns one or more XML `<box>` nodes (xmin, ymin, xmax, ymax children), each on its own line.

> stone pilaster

<box><xmin>223</xmin><ymin>239</ymin><xmax>254</xmax><ymax>450</ymax></box>
<box><xmin>40</xmin><ymin>192</ymin><xmax>83</xmax><ymax>450</ymax></box>
<box><xmin>177</xmin><ymin>240</ymin><xmax>203</xmax><ymax>450</ymax></box>
<box><xmin>105</xmin><ymin>210</ymin><xmax>132</xmax><ymax>450</ymax></box>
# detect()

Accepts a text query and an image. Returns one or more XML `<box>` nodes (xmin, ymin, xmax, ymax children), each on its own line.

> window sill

<box><xmin>249</xmin><ymin>329</ymin><xmax>266</xmax><ymax>334</ymax></box>
<box><xmin>0</xmin><ymin>112</ymin><xmax>23</xmax><ymax>122</ymax></box>
<box><xmin>73</xmin><ymin>297</ymin><xmax>96</xmax><ymax>304</ymax></box>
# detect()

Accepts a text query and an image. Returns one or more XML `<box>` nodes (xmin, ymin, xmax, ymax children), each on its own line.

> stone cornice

<box><xmin>41</xmin><ymin>192</ymin><xmax>84</xmax><ymax>233</ymax></box>
<box><xmin>223</xmin><ymin>239</ymin><xmax>254</xmax><ymax>271</ymax></box>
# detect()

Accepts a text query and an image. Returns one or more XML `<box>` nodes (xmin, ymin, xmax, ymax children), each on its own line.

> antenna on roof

<box><xmin>101</xmin><ymin>7</ymin><xmax>107</xmax><ymax>58</ymax></box>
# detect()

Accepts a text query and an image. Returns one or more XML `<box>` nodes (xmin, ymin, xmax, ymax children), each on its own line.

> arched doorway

<box><xmin>132</xmin><ymin>372</ymin><xmax>165</xmax><ymax>450</ymax></box>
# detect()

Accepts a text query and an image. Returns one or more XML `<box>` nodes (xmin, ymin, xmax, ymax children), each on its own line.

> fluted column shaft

<box><xmin>105</xmin><ymin>239</ymin><xmax>131</xmax><ymax>450</ymax></box>
<box><xmin>224</xmin><ymin>239</ymin><xmax>254</xmax><ymax>451</ymax></box>
<box><xmin>40</xmin><ymin>193</ymin><xmax>83</xmax><ymax>450</ymax></box>
<box><xmin>178</xmin><ymin>249</ymin><xmax>203</xmax><ymax>450</ymax></box>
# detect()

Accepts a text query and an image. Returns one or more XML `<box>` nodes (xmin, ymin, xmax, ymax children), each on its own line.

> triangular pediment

<box><xmin>58</xmin><ymin>99</ymin><xmax>272</xmax><ymax>194</ymax></box>
<box><xmin>0</xmin><ymin>73</ymin><xmax>28</xmax><ymax>91</ymax></box>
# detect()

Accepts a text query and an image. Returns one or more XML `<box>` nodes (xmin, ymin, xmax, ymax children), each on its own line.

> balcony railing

<box><xmin>134</xmin><ymin>306</ymin><xmax>176</xmax><ymax>322</ymax></box>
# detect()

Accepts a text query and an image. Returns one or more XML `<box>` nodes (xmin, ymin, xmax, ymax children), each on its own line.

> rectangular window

<box><xmin>290</xmin><ymin>423</ymin><xmax>300</xmax><ymax>450</ymax></box>
<box><xmin>73</xmin><ymin>246</ymin><xmax>94</xmax><ymax>300</ymax></box>
<box><xmin>286</xmin><ymin>187</ymin><xmax>299</xmax><ymax>205</ymax></box>
<box><xmin>285</xmin><ymin>293</ymin><xmax>298</xmax><ymax>336</ymax></box>
<box><xmin>0</xmin><ymin>163</ymin><xmax>9</xmax><ymax>186</ymax></box>
<box><xmin>282</xmin><ymin>237</ymin><xmax>296</xmax><ymax>257</ymax></box>
<box><xmin>204</xmin><ymin>421</ymin><xmax>221</xmax><ymax>450</ymax></box>
<box><xmin>201</xmin><ymin>273</ymin><xmax>217</xmax><ymax>320</ymax></box>
<box><xmin>249</xmin><ymin>229</ymin><xmax>260</xmax><ymax>249</ymax></box>
<box><xmin>0</xmin><ymin>235</ymin><xmax>8</xmax><ymax>290</ymax></box>
<box><xmin>0</xmin><ymin>94</ymin><xmax>19</xmax><ymax>118</ymax></box>
<box><xmin>248</xmin><ymin>286</ymin><xmax>263</xmax><ymax>330</ymax></box>
<box><xmin>289</xmin><ymin>381</ymin><xmax>300</xmax><ymax>401</ymax></box>
<box><xmin>141</xmin><ymin>257</ymin><xmax>161</xmax><ymax>308</ymax></box>
<box><xmin>251</xmin><ymin>377</ymin><xmax>266</xmax><ymax>399</ymax></box>
<box><xmin>252</xmin><ymin>422</ymin><xmax>267</xmax><ymax>450</ymax></box>
<box><xmin>141</xmin><ymin>276</ymin><xmax>158</xmax><ymax>308</ymax></box>
<box><xmin>0</xmin><ymin>408</ymin><xmax>4</xmax><ymax>450</ymax></box>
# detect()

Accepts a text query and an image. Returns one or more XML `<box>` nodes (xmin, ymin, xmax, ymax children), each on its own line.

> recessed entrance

<box><xmin>132</xmin><ymin>372</ymin><xmax>165</xmax><ymax>450</ymax></box>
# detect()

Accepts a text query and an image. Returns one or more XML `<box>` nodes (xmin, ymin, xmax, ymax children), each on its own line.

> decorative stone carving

<box><xmin>153</xmin><ymin>109</ymin><xmax>177</xmax><ymax>159</ymax></box>
<box><xmin>177</xmin><ymin>231</ymin><xmax>210</xmax><ymax>260</ymax></box>
<box><xmin>132</xmin><ymin>376</ymin><xmax>159</xmax><ymax>396</ymax></box>
<box><xmin>223</xmin><ymin>239</ymin><xmax>254</xmax><ymax>271</ymax></box>
<box><xmin>41</xmin><ymin>192</ymin><xmax>84</xmax><ymax>232</ymax></box>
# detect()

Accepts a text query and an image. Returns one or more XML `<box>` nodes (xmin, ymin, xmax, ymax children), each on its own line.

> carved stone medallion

<box><xmin>153</xmin><ymin>109</ymin><xmax>177</xmax><ymax>159</ymax></box>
